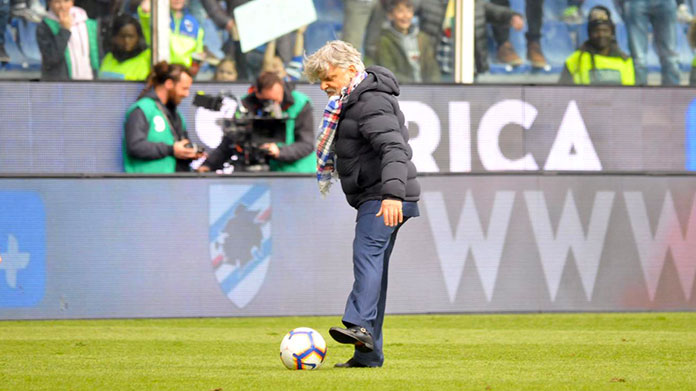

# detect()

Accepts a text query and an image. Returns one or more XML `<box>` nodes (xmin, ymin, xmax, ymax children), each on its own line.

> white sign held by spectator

<box><xmin>234</xmin><ymin>0</ymin><xmax>317</xmax><ymax>53</ymax></box>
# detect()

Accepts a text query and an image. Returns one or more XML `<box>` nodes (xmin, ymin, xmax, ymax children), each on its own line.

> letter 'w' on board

<box><xmin>523</xmin><ymin>191</ymin><xmax>614</xmax><ymax>301</ymax></box>
<box><xmin>624</xmin><ymin>191</ymin><xmax>696</xmax><ymax>301</ymax></box>
<box><xmin>423</xmin><ymin>190</ymin><xmax>514</xmax><ymax>302</ymax></box>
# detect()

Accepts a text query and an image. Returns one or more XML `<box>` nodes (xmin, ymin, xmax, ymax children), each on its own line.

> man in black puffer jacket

<box><xmin>305</xmin><ymin>40</ymin><xmax>420</xmax><ymax>368</ymax></box>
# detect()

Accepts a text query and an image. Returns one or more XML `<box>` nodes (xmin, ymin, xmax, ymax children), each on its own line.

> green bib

<box><xmin>268</xmin><ymin>90</ymin><xmax>317</xmax><ymax>173</ymax></box>
<box><xmin>123</xmin><ymin>97</ymin><xmax>186</xmax><ymax>173</ymax></box>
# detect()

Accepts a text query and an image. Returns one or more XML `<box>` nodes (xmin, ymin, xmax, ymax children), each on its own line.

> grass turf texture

<box><xmin>1</xmin><ymin>313</ymin><xmax>695</xmax><ymax>391</ymax></box>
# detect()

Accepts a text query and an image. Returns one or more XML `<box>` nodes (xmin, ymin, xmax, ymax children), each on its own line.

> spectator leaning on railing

<box><xmin>559</xmin><ymin>5</ymin><xmax>634</xmax><ymax>85</ymax></box>
<box><xmin>123</xmin><ymin>62</ymin><xmax>204</xmax><ymax>173</ymax></box>
<box><xmin>37</xmin><ymin>0</ymin><xmax>100</xmax><ymax>80</ymax></box>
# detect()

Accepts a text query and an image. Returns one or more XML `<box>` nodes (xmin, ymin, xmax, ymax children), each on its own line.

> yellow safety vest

<box><xmin>565</xmin><ymin>50</ymin><xmax>635</xmax><ymax>85</ymax></box>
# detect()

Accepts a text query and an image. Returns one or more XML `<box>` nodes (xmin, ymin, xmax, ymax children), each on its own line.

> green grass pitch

<box><xmin>1</xmin><ymin>313</ymin><xmax>695</xmax><ymax>391</ymax></box>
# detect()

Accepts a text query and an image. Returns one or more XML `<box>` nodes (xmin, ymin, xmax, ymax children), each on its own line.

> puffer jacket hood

<box><xmin>345</xmin><ymin>66</ymin><xmax>400</xmax><ymax>108</ymax></box>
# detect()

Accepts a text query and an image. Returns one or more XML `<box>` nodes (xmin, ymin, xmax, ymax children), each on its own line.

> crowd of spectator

<box><xmin>1</xmin><ymin>0</ymin><xmax>696</xmax><ymax>85</ymax></box>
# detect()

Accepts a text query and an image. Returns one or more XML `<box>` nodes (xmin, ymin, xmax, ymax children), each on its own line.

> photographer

<box><xmin>198</xmin><ymin>72</ymin><xmax>315</xmax><ymax>173</ymax></box>
<box><xmin>124</xmin><ymin>61</ymin><xmax>204</xmax><ymax>173</ymax></box>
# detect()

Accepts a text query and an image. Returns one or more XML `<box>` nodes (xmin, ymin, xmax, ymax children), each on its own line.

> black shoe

<box><xmin>0</xmin><ymin>45</ymin><xmax>9</xmax><ymax>63</ymax></box>
<box><xmin>334</xmin><ymin>358</ymin><xmax>370</xmax><ymax>368</ymax></box>
<box><xmin>329</xmin><ymin>326</ymin><xmax>374</xmax><ymax>353</ymax></box>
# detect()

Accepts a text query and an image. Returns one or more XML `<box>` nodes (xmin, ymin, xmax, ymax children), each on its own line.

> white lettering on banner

<box><xmin>523</xmin><ymin>191</ymin><xmax>614</xmax><ymax>301</ymax></box>
<box><xmin>624</xmin><ymin>191</ymin><xmax>696</xmax><ymax>301</ymax></box>
<box><xmin>423</xmin><ymin>191</ymin><xmax>514</xmax><ymax>302</ymax></box>
<box><xmin>448</xmin><ymin>102</ymin><xmax>471</xmax><ymax>172</ymax></box>
<box><xmin>478</xmin><ymin>100</ymin><xmax>539</xmax><ymax>170</ymax></box>
<box><xmin>544</xmin><ymin>101</ymin><xmax>602</xmax><ymax>171</ymax></box>
<box><xmin>401</xmin><ymin>101</ymin><xmax>440</xmax><ymax>172</ymax></box>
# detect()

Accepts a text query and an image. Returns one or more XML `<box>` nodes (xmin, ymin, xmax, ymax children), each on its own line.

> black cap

<box><xmin>587</xmin><ymin>5</ymin><xmax>615</xmax><ymax>35</ymax></box>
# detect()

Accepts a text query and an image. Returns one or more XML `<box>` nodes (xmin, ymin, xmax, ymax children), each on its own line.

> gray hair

<box><xmin>303</xmin><ymin>40</ymin><xmax>365</xmax><ymax>83</ymax></box>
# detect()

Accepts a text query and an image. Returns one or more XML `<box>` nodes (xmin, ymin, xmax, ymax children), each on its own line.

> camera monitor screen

<box><xmin>251</xmin><ymin>118</ymin><xmax>287</xmax><ymax>145</ymax></box>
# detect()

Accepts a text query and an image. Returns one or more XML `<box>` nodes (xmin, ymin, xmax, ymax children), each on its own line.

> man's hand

<box><xmin>58</xmin><ymin>9</ymin><xmax>72</xmax><ymax>30</ymax></box>
<box><xmin>260</xmin><ymin>143</ymin><xmax>280</xmax><ymax>158</ymax></box>
<box><xmin>510</xmin><ymin>14</ymin><xmax>524</xmax><ymax>31</ymax></box>
<box><xmin>197</xmin><ymin>165</ymin><xmax>211</xmax><ymax>173</ymax></box>
<box><xmin>226</xmin><ymin>19</ymin><xmax>240</xmax><ymax>41</ymax></box>
<box><xmin>376</xmin><ymin>199</ymin><xmax>403</xmax><ymax>227</ymax></box>
<box><xmin>173</xmin><ymin>139</ymin><xmax>198</xmax><ymax>159</ymax></box>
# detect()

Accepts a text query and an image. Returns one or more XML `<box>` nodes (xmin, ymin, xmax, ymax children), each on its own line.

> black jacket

<box><xmin>37</xmin><ymin>21</ymin><xmax>73</xmax><ymax>80</ymax></box>
<box><xmin>335</xmin><ymin>66</ymin><xmax>420</xmax><ymax>209</ymax></box>
<box><xmin>124</xmin><ymin>90</ymin><xmax>193</xmax><ymax>172</ymax></box>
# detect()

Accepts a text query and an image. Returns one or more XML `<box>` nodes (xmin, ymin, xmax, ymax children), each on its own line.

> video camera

<box><xmin>193</xmin><ymin>91</ymin><xmax>287</xmax><ymax>171</ymax></box>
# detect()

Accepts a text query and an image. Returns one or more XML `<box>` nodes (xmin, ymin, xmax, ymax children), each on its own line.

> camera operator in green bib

<box><xmin>198</xmin><ymin>72</ymin><xmax>316</xmax><ymax>173</ymax></box>
<box><xmin>123</xmin><ymin>62</ymin><xmax>204</xmax><ymax>173</ymax></box>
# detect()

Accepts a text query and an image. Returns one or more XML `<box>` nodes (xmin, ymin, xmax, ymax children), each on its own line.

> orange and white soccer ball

<box><xmin>279</xmin><ymin>327</ymin><xmax>327</xmax><ymax>370</ymax></box>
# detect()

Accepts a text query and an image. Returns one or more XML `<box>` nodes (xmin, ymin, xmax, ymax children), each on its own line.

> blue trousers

<box><xmin>624</xmin><ymin>0</ymin><xmax>679</xmax><ymax>85</ymax></box>
<box><xmin>341</xmin><ymin>200</ymin><xmax>418</xmax><ymax>367</ymax></box>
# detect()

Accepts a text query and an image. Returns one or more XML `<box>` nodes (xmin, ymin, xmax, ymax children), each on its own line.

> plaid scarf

<box><xmin>316</xmin><ymin>71</ymin><xmax>367</xmax><ymax>196</ymax></box>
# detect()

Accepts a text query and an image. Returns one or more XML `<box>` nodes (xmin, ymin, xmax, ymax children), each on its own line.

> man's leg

<box><xmin>0</xmin><ymin>0</ymin><xmax>9</xmax><ymax>63</ymax></box>
<box><xmin>490</xmin><ymin>0</ymin><xmax>523</xmax><ymax>66</ymax></box>
<box><xmin>342</xmin><ymin>0</ymin><xmax>377</xmax><ymax>53</ymax></box>
<box><xmin>351</xmin><ymin>220</ymin><xmax>406</xmax><ymax>366</ymax></box>
<box><xmin>340</xmin><ymin>201</ymin><xmax>400</xmax><ymax>367</ymax></box>
<box><xmin>525</xmin><ymin>0</ymin><xmax>548</xmax><ymax>68</ymax></box>
<box><xmin>651</xmin><ymin>0</ymin><xmax>680</xmax><ymax>85</ymax></box>
<box><xmin>624</xmin><ymin>0</ymin><xmax>650</xmax><ymax>85</ymax></box>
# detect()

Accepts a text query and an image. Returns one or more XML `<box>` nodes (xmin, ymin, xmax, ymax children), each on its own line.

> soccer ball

<box><xmin>279</xmin><ymin>327</ymin><xmax>327</xmax><ymax>370</ymax></box>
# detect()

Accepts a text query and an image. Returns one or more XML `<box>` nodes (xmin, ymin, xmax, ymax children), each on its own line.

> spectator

<box><xmin>262</xmin><ymin>26</ymin><xmax>306</xmax><ymax>82</ymax></box>
<box><xmin>124</xmin><ymin>61</ymin><xmax>204</xmax><ymax>173</ymax></box>
<box><xmin>491</xmin><ymin>0</ymin><xmax>548</xmax><ymax>70</ymax></box>
<box><xmin>37</xmin><ymin>0</ymin><xmax>100</xmax><ymax>80</ymax></box>
<box><xmin>198</xmin><ymin>71</ymin><xmax>315</xmax><ymax>173</ymax></box>
<box><xmin>687</xmin><ymin>15</ymin><xmax>696</xmax><ymax>84</ymax></box>
<box><xmin>374</xmin><ymin>0</ymin><xmax>440</xmax><ymax>83</ymax></box>
<box><xmin>99</xmin><ymin>13</ymin><xmax>150</xmax><ymax>81</ymax></box>
<box><xmin>0</xmin><ymin>0</ymin><xmax>9</xmax><ymax>63</ymax></box>
<box><xmin>199</xmin><ymin>0</ymin><xmax>294</xmax><ymax>80</ymax></box>
<box><xmin>677</xmin><ymin>0</ymin><xmax>693</xmax><ymax>24</ymax></box>
<box><xmin>562</xmin><ymin>0</ymin><xmax>584</xmax><ymax>24</ymax></box>
<box><xmin>559</xmin><ymin>5</ymin><xmax>635</xmax><ymax>85</ymax></box>
<box><xmin>138</xmin><ymin>0</ymin><xmax>204</xmax><ymax>72</ymax></box>
<box><xmin>475</xmin><ymin>0</ymin><xmax>524</xmax><ymax>76</ymax></box>
<box><xmin>213</xmin><ymin>56</ymin><xmax>238</xmax><ymax>81</ymax></box>
<box><xmin>620</xmin><ymin>0</ymin><xmax>679</xmax><ymax>85</ymax></box>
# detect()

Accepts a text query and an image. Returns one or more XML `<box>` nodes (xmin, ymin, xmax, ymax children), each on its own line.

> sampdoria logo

<box><xmin>209</xmin><ymin>184</ymin><xmax>271</xmax><ymax>308</ymax></box>
<box><xmin>0</xmin><ymin>192</ymin><xmax>46</xmax><ymax>307</ymax></box>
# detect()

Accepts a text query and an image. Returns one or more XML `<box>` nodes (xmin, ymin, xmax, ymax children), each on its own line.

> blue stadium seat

<box><xmin>305</xmin><ymin>21</ymin><xmax>342</xmax><ymax>55</ymax></box>
<box><xmin>540</xmin><ymin>21</ymin><xmax>574</xmax><ymax>66</ymax></box>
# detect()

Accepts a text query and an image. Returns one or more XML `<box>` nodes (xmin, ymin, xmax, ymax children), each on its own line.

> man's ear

<box><xmin>348</xmin><ymin>64</ymin><xmax>358</xmax><ymax>76</ymax></box>
<box><xmin>163</xmin><ymin>79</ymin><xmax>174</xmax><ymax>90</ymax></box>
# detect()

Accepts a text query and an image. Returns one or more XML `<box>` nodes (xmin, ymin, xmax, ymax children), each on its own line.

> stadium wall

<box><xmin>1</xmin><ymin>81</ymin><xmax>695</xmax><ymax>173</ymax></box>
<box><xmin>1</xmin><ymin>174</ymin><xmax>695</xmax><ymax>320</ymax></box>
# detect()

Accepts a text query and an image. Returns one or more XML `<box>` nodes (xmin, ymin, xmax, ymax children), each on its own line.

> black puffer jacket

<box><xmin>335</xmin><ymin>66</ymin><xmax>420</xmax><ymax>209</ymax></box>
